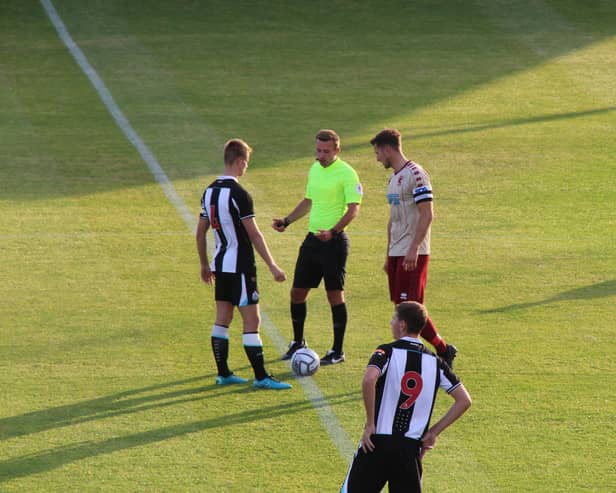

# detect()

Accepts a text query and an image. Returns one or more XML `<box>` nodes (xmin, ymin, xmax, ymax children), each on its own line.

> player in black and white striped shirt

<box><xmin>341</xmin><ymin>302</ymin><xmax>471</xmax><ymax>492</ymax></box>
<box><xmin>196</xmin><ymin>139</ymin><xmax>291</xmax><ymax>390</ymax></box>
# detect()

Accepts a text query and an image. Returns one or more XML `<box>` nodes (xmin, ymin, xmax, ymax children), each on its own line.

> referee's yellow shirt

<box><xmin>305</xmin><ymin>158</ymin><xmax>363</xmax><ymax>233</ymax></box>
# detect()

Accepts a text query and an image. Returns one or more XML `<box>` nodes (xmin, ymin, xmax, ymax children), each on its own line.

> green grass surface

<box><xmin>1</xmin><ymin>1</ymin><xmax>615</xmax><ymax>491</ymax></box>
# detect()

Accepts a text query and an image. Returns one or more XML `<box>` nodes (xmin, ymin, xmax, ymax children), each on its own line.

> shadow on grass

<box><xmin>343</xmin><ymin>106</ymin><xmax>616</xmax><ymax>152</ymax></box>
<box><xmin>480</xmin><ymin>279</ymin><xmax>616</xmax><ymax>313</ymax></box>
<box><xmin>409</xmin><ymin>106</ymin><xmax>616</xmax><ymax>141</ymax></box>
<box><xmin>0</xmin><ymin>362</ymin><xmax>285</xmax><ymax>443</ymax></box>
<box><xmin>2</xmin><ymin>1</ymin><xmax>616</xmax><ymax>200</ymax></box>
<box><xmin>0</xmin><ymin>374</ymin><xmax>219</xmax><ymax>442</ymax></box>
<box><xmin>0</xmin><ymin>383</ymin><xmax>359</xmax><ymax>481</ymax></box>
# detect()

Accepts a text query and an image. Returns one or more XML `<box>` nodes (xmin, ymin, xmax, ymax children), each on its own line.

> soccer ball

<box><xmin>291</xmin><ymin>348</ymin><xmax>320</xmax><ymax>377</ymax></box>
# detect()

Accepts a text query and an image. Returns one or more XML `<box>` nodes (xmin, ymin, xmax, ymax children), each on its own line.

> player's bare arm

<box><xmin>420</xmin><ymin>384</ymin><xmax>471</xmax><ymax>459</ymax></box>
<box><xmin>384</xmin><ymin>218</ymin><xmax>392</xmax><ymax>273</ymax></box>
<box><xmin>196</xmin><ymin>217</ymin><xmax>214</xmax><ymax>285</ymax></box>
<box><xmin>360</xmin><ymin>366</ymin><xmax>380</xmax><ymax>453</ymax></box>
<box><xmin>272</xmin><ymin>198</ymin><xmax>312</xmax><ymax>232</ymax></box>
<box><xmin>316</xmin><ymin>202</ymin><xmax>360</xmax><ymax>242</ymax></box>
<box><xmin>404</xmin><ymin>201</ymin><xmax>433</xmax><ymax>271</ymax></box>
<box><xmin>243</xmin><ymin>217</ymin><xmax>286</xmax><ymax>282</ymax></box>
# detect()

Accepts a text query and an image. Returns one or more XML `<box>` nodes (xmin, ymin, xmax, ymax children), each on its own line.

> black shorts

<box><xmin>214</xmin><ymin>272</ymin><xmax>259</xmax><ymax>306</ymax></box>
<box><xmin>341</xmin><ymin>436</ymin><xmax>422</xmax><ymax>493</ymax></box>
<box><xmin>292</xmin><ymin>232</ymin><xmax>349</xmax><ymax>291</ymax></box>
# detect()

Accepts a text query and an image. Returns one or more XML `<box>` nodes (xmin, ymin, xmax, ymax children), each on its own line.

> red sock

<box><xmin>420</xmin><ymin>317</ymin><xmax>447</xmax><ymax>355</ymax></box>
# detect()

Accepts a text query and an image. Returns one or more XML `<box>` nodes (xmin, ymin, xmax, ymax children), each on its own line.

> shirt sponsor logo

<box><xmin>387</xmin><ymin>193</ymin><xmax>400</xmax><ymax>205</ymax></box>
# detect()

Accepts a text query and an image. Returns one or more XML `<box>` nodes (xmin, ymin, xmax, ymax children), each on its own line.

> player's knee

<box><xmin>290</xmin><ymin>287</ymin><xmax>308</xmax><ymax>304</ymax></box>
<box><xmin>326</xmin><ymin>290</ymin><xmax>344</xmax><ymax>306</ymax></box>
<box><xmin>215</xmin><ymin>315</ymin><xmax>233</xmax><ymax>326</ymax></box>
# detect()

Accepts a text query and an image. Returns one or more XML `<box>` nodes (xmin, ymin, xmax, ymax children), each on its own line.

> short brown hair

<box><xmin>370</xmin><ymin>128</ymin><xmax>402</xmax><ymax>150</ymax></box>
<box><xmin>396</xmin><ymin>301</ymin><xmax>428</xmax><ymax>334</ymax></box>
<box><xmin>316</xmin><ymin>129</ymin><xmax>340</xmax><ymax>148</ymax></box>
<box><xmin>224</xmin><ymin>139</ymin><xmax>252</xmax><ymax>165</ymax></box>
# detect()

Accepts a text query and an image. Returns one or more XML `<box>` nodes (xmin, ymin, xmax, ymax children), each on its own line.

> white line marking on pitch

<box><xmin>40</xmin><ymin>0</ymin><xmax>356</xmax><ymax>462</ymax></box>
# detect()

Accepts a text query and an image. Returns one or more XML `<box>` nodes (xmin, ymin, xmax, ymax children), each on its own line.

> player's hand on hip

<box><xmin>420</xmin><ymin>430</ymin><xmax>436</xmax><ymax>460</ymax></box>
<box><xmin>360</xmin><ymin>423</ymin><xmax>376</xmax><ymax>453</ymax></box>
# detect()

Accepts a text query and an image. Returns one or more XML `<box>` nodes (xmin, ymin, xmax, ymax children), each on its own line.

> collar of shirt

<box><xmin>314</xmin><ymin>157</ymin><xmax>341</xmax><ymax>169</ymax></box>
<box><xmin>400</xmin><ymin>336</ymin><xmax>423</xmax><ymax>344</ymax></box>
<box><xmin>217</xmin><ymin>175</ymin><xmax>239</xmax><ymax>182</ymax></box>
<box><xmin>393</xmin><ymin>160</ymin><xmax>413</xmax><ymax>176</ymax></box>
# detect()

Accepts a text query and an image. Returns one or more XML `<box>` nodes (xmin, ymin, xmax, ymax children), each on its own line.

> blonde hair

<box><xmin>224</xmin><ymin>139</ymin><xmax>252</xmax><ymax>165</ymax></box>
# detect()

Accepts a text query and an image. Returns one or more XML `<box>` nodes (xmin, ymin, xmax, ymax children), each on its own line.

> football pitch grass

<box><xmin>1</xmin><ymin>1</ymin><xmax>615</xmax><ymax>491</ymax></box>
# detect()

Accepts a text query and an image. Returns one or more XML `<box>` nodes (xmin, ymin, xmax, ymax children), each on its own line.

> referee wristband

<box><xmin>283</xmin><ymin>217</ymin><xmax>291</xmax><ymax>227</ymax></box>
<box><xmin>329</xmin><ymin>228</ymin><xmax>339</xmax><ymax>237</ymax></box>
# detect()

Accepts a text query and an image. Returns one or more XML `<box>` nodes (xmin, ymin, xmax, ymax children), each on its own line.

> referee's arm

<box><xmin>332</xmin><ymin>202</ymin><xmax>360</xmax><ymax>233</ymax></box>
<box><xmin>319</xmin><ymin>203</ymin><xmax>361</xmax><ymax>241</ymax></box>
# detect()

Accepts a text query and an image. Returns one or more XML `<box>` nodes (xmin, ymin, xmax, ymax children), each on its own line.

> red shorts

<box><xmin>387</xmin><ymin>255</ymin><xmax>429</xmax><ymax>304</ymax></box>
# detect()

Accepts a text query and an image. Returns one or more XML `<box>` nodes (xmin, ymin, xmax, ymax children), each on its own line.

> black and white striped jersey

<box><xmin>199</xmin><ymin>176</ymin><xmax>256</xmax><ymax>274</ymax></box>
<box><xmin>367</xmin><ymin>337</ymin><xmax>461</xmax><ymax>440</ymax></box>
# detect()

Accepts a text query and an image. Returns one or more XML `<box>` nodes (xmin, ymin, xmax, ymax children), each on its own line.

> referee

<box><xmin>196</xmin><ymin>139</ymin><xmax>291</xmax><ymax>390</ymax></box>
<box><xmin>341</xmin><ymin>302</ymin><xmax>471</xmax><ymax>492</ymax></box>
<box><xmin>272</xmin><ymin>129</ymin><xmax>362</xmax><ymax>365</ymax></box>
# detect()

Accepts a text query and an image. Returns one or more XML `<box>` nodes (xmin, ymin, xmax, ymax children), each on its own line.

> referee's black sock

<box><xmin>331</xmin><ymin>303</ymin><xmax>347</xmax><ymax>354</ymax></box>
<box><xmin>291</xmin><ymin>302</ymin><xmax>307</xmax><ymax>343</ymax></box>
